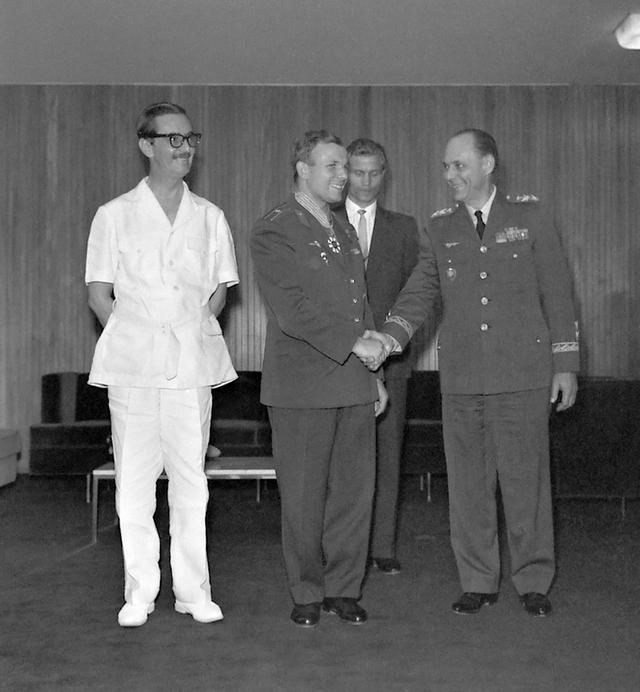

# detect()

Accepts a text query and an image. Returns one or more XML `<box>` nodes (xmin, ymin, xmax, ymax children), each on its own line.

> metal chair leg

<box><xmin>91</xmin><ymin>474</ymin><xmax>99</xmax><ymax>544</ymax></box>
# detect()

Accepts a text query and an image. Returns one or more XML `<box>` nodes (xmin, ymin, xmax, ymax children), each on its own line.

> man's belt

<box><xmin>112</xmin><ymin>303</ymin><xmax>210</xmax><ymax>380</ymax></box>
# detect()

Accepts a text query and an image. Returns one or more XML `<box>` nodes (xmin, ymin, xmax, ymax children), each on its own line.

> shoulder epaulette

<box><xmin>431</xmin><ymin>206</ymin><xmax>456</xmax><ymax>219</ymax></box>
<box><xmin>263</xmin><ymin>202</ymin><xmax>290</xmax><ymax>223</ymax></box>
<box><xmin>506</xmin><ymin>193</ymin><xmax>539</xmax><ymax>204</ymax></box>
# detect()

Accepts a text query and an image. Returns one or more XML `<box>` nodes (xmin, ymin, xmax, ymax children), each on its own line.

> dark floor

<box><xmin>1</xmin><ymin>474</ymin><xmax>639</xmax><ymax>692</ymax></box>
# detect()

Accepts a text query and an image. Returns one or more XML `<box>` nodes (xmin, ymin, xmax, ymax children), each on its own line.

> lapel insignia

<box><xmin>309</xmin><ymin>240</ymin><xmax>329</xmax><ymax>265</ymax></box>
<box><xmin>444</xmin><ymin>241</ymin><xmax>460</xmax><ymax>248</ymax></box>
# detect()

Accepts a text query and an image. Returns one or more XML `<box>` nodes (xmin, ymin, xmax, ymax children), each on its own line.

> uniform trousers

<box><xmin>442</xmin><ymin>387</ymin><xmax>554</xmax><ymax>595</ymax></box>
<box><xmin>108</xmin><ymin>386</ymin><xmax>213</xmax><ymax>606</ymax></box>
<box><xmin>268</xmin><ymin>404</ymin><xmax>376</xmax><ymax>605</ymax></box>
<box><xmin>371</xmin><ymin>376</ymin><xmax>409</xmax><ymax>559</ymax></box>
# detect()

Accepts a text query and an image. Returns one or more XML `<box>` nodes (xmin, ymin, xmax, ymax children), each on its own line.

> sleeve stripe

<box><xmin>552</xmin><ymin>342</ymin><xmax>579</xmax><ymax>353</ymax></box>
<box><xmin>384</xmin><ymin>315</ymin><xmax>414</xmax><ymax>338</ymax></box>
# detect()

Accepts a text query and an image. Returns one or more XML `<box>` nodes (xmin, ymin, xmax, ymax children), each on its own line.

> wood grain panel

<box><xmin>2</xmin><ymin>85</ymin><xmax>639</xmax><ymax>470</ymax></box>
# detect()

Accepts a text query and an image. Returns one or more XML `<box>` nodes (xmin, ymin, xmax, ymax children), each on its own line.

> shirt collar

<box><xmin>345</xmin><ymin>197</ymin><xmax>376</xmax><ymax>215</ymax></box>
<box><xmin>345</xmin><ymin>197</ymin><xmax>377</xmax><ymax>226</ymax></box>
<box><xmin>140</xmin><ymin>177</ymin><xmax>194</xmax><ymax>227</ymax></box>
<box><xmin>465</xmin><ymin>184</ymin><xmax>497</xmax><ymax>222</ymax></box>
<box><xmin>294</xmin><ymin>191</ymin><xmax>333</xmax><ymax>228</ymax></box>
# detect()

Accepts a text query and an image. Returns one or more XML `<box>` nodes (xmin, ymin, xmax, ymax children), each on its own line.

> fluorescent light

<box><xmin>615</xmin><ymin>13</ymin><xmax>640</xmax><ymax>49</ymax></box>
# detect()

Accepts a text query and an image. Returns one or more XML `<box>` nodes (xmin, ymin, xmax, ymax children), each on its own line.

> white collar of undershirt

<box><xmin>465</xmin><ymin>185</ymin><xmax>497</xmax><ymax>224</ymax></box>
<box><xmin>345</xmin><ymin>197</ymin><xmax>377</xmax><ymax>227</ymax></box>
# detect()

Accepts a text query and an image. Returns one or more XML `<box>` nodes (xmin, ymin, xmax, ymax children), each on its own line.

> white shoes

<box><xmin>118</xmin><ymin>602</ymin><xmax>155</xmax><ymax>627</ymax></box>
<box><xmin>117</xmin><ymin>600</ymin><xmax>223</xmax><ymax>626</ymax></box>
<box><xmin>175</xmin><ymin>600</ymin><xmax>224</xmax><ymax>623</ymax></box>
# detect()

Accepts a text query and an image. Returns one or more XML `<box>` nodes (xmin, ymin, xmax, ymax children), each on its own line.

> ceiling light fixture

<box><xmin>615</xmin><ymin>13</ymin><xmax>640</xmax><ymax>49</ymax></box>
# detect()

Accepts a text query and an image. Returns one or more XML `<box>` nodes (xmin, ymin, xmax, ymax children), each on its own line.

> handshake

<box><xmin>352</xmin><ymin>330</ymin><xmax>398</xmax><ymax>371</ymax></box>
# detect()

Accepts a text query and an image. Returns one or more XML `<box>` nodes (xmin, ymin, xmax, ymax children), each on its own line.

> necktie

<box><xmin>357</xmin><ymin>209</ymin><xmax>369</xmax><ymax>259</ymax></box>
<box><xmin>474</xmin><ymin>209</ymin><xmax>485</xmax><ymax>240</ymax></box>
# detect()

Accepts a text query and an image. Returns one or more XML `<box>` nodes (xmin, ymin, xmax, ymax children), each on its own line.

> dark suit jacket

<box><xmin>334</xmin><ymin>204</ymin><xmax>419</xmax><ymax>380</ymax></box>
<box><xmin>384</xmin><ymin>193</ymin><xmax>580</xmax><ymax>395</ymax></box>
<box><xmin>251</xmin><ymin>195</ymin><xmax>379</xmax><ymax>408</ymax></box>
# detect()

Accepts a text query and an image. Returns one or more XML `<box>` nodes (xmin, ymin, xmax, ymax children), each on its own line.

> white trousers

<box><xmin>107</xmin><ymin>386</ymin><xmax>213</xmax><ymax>606</ymax></box>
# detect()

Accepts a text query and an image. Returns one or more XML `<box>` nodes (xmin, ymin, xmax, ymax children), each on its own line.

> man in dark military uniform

<box><xmin>334</xmin><ymin>138</ymin><xmax>419</xmax><ymax>575</ymax></box>
<box><xmin>250</xmin><ymin>130</ymin><xmax>388</xmax><ymax>628</ymax></box>
<box><xmin>377</xmin><ymin>129</ymin><xmax>579</xmax><ymax>617</ymax></box>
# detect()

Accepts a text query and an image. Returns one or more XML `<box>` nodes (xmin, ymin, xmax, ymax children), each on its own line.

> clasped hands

<box><xmin>352</xmin><ymin>330</ymin><xmax>397</xmax><ymax>371</ymax></box>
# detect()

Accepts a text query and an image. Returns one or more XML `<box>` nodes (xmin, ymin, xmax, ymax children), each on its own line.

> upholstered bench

<box><xmin>30</xmin><ymin>370</ymin><xmax>448</xmax><ymax>506</ymax></box>
<box><xmin>30</xmin><ymin>372</ymin><xmax>272</xmax><ymax>476</ymax></box>
<box><xmin>90</xmin><ymin>456</ymin><xmax>276</xmax><ymax>543</ymax></box>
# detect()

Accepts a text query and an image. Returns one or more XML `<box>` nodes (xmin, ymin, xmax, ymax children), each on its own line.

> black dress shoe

<box><xmin>520</xmin><ymin>592</ymin><xmax>552</xmax><ymax>617</ymax></box>
<box><xmin>290</xmin><ymin>602</ymin><xmax>321</xmax><ymax>627</ymax></box>
<box><xmin>451</xmin><ymin>592</ymin><xmax>499</xmax><ymax>614</ymax></box>
<box><xmin>372</xmin><ymin>557</ymin><xmax>402</xmax><ymax>574</ymax></box>
<box><xmin>322</xmin><ymin>597</ymin><xmax>368</xmax><ymax>625</ymax></box>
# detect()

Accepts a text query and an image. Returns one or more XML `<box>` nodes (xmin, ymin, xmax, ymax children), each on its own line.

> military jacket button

<box><xmin>480</xmin><ymin>323</ymin><xmax>489</xmax><ymax>331</ymax></box>
<box><xmin>481</xmin><ymin>297</ymin><xmax>489</xmax><ymax>305</ymax></box>
<box><xmin>480</xmin><ymin>245</ymin><xmax>488</xmax><ymax>253</ymax></box>
<box><xmin>479</xmin><ymin>271</ymin><xmax>488</xmax><ymax>279</ymax></box>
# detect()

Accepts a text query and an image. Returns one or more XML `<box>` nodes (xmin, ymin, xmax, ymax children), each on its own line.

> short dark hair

<box><xmin>291</xmin><ymin>130</ymin><xmax>342</xmax><ymax>180</ymax></box>
<box><xmin>346</xmin><ymin>138</ymin><xmax>388</xmax><ymax>170</ymax></box>
<box><xmin>453</xmin><ymin>128</ymin><xmax>499</xmax><ymax>173</ymax></box>
<box><xmin>136</xmin><ymin>102</ymin><xmax>187</xmax><ymax>138</ymax></box>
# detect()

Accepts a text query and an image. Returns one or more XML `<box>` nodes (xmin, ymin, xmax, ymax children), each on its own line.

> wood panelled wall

<box><xmin>2</xmin><ymin>85</ymin><xmax>639</xmax><ymax>469</ymax></box>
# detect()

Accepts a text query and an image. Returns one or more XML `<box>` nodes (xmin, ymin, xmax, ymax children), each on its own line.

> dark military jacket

<box><xmin>334</xmin><ymin>204</ymin><xmax>419</xmax><ymax>380</ymax></box>
<box><xmin>251</xmin><ymin>195</ymin><xmax>379</xmax><ymax>408</ymax></box>
<box><xmin>383</xmin><ymin>193</ymin><xmax>579</xmax><ymax>395</ymax></box>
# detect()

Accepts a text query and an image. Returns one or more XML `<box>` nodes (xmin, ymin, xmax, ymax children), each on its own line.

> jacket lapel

<box><xmin>484</xmin><ymin>195</ymin><xmax>508</xmax><ymax>243</ymax></box>
<box><xmin>332</xmin><ymin>211</ymin><xmax>360</xmax><ymax>268</ymax></box>
<box><xmin>366</xmin><ymin>206</ymin><xmax>390</xmax><ymax>274</ymax></box>
<box><xmin>293</xmin><ymin>199</ymin><xmax>354</xmax><ymax>271</ymax></box>
<box><xmin>331</xmin><ymin>203</ymin><xmax>372</xmax><ymax>269</ymax></box>
<box><xmin>450</xmin><ymin>204</ymin><xmax>475</xmax><ymax>238</ymax></box>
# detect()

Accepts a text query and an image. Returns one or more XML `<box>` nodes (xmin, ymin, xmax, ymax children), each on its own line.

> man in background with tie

<box><xmin>376</xmin><ymin>129</ymin><xmax>579</xmax><ymax>616</ymax></box>
<box><xmin>335</xmin><ymin>138</ymin><xmax>419</xmax><ymax>575</ymax></box>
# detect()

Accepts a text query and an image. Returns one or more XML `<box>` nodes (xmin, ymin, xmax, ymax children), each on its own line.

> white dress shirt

<box><xmin>345</xmin><ymin>197</ymin><xmax>376</xmax><ymax>254</ymax></box>
<box><xmin>465</xmin><ymin>185</ymin><xmax>497</xmax><ymax>229</ymax></box>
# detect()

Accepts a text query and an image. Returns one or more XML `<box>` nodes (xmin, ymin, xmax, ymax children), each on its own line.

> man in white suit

<box><xmin>86</xmin><ymin>102</ymin><xmax>238</xmax><ymax>627</ymax></box>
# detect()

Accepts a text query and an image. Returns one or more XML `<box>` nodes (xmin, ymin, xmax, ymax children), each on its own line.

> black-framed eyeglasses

<box><xmin>143</xmin><ymin>132</ymin><xmax>202</xmax><ymax>148</ymax></box>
